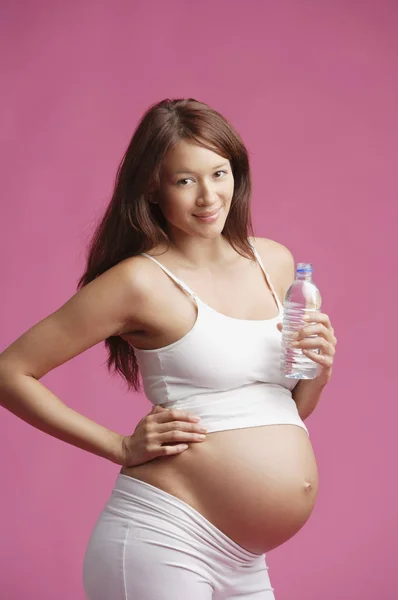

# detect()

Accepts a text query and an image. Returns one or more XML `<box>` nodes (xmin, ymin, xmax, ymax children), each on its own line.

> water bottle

<box><xmin>280</xmin><ymin>262</ymin><xmax>322</xmax><ymax>379</ymax></box>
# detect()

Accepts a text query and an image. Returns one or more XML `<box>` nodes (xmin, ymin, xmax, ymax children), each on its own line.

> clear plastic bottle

<box><xmin>280</xmin><ymin>262</ymin><xmax>322</xmax><ymax>379</ymax></box>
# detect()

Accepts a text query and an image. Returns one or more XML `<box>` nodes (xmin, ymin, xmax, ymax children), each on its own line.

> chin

<box><xmin>195</xmin><ymin>227</ymin><xmax>225</xmax><ymax>239</ymax></box>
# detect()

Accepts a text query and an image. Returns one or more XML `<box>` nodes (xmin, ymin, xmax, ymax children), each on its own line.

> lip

<box><xmin>193</xmin><ymin>208</ymin><xmax>221</xmax><ymax>220</ymax></box>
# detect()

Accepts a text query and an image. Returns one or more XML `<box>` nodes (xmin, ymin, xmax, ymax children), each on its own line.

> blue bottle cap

<box><xmin>296</xmin><ymin>262</ymin><xmax>313</xmax><ymax>273</ymax></box>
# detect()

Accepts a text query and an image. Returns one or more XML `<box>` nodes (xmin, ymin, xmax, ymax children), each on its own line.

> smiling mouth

<box><xmin>193</xmin><ymin>208</ymin><xmax>221</xmax><ymax>218</ymax></box>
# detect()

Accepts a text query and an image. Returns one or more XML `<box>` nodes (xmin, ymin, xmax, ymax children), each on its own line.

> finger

<box><xmin>154</xmin><ymin>409</ymin><xmax>201</xmax><ymax>424</ymax></box>
<box><xmin>158</xmin><ymin>430</ymin><xmax>207</xmax><ymax>444</ymax></box>
<box><xmin>304</xmin><ymin>312</ymin><xmax>333</xmax><ymax>330</ymax></box>
<box><xmin>158</xmin><ymin>444</ymin><xmax>190</xmax><ymax>456</ymax></box>
<box><xmin>157</xmin><ymin>420</ymin><xmax>207</xmax><ymax>434</ymax></box>
<box><xmin>302</xmin><ymin>349</ymin><xmax>334</xmax><ymax>367</ymax></box>
<box><xmin>297</xmin><ymin>324</ymin><xmax>334</xmax><ymax>343</ymax></box>
<box><xmin>297</xmin><ymin>337</ymin><xmax>334</xmax><ymax>354</ymax></box>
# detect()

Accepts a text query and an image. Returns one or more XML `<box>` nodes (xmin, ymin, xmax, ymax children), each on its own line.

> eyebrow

<box><xmin>173</xmin><ymin>163</ymin><xmax>229</xmax><ymax>175</ymax></box>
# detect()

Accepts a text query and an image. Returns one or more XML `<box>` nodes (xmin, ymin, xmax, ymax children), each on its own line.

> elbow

<box><xmin>0</xmin><ymin>362</ymin><xmax>33</xmax><ymax>410</ymax></box>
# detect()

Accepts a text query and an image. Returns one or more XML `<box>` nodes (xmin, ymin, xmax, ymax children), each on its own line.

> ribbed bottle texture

<box><xmin>280</xmin><ymin>263</ymin><xmax>322</xmax><ymax>379</ymax></box>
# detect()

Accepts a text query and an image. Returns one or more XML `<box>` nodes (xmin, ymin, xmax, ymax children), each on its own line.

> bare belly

<box><xmin>120</xmin><ymin>423</ymin><xmax>319</xmax><ymax>554</ymax></box>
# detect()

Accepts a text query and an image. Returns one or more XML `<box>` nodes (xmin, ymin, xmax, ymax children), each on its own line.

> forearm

<box><xmin>0</xmin><ymin>370</ymin><xmax>124</xmax><ymax>465</ymax></box>
<box><xmin>292</xmin><ymin>374</ymin><xmax>329</xmax><ymax>421</ymax></box>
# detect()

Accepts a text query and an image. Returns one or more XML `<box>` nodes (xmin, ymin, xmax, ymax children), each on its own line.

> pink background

<box><xmin>0</xmin><ymin>1</ymin><xmax>397</xmax><ymax>598</ymax></box>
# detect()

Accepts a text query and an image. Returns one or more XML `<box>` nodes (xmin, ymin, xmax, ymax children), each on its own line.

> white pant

<box><xmin>83</xmin><ymin>473</ymin><xmax>275</xmax><ymax>599</ymax></box>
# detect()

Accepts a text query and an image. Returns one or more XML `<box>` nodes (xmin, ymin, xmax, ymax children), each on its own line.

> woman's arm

<box><xmin>0</xmin><ymin>257</ymin><xmax>150</xmax><ymax>465</ymax></box>
<box><xmin>255</xmin><ymin>237</ymin><xmax>335</xmax><ymax>422</ymax></box>
<box><xmin>292</xmin><ymin>375</ymin><xmax>330</xmax><ymax>421</ymax></box>
<box><xmin>0</xmin><ymin>370</ymin><xmax>124</xmax><ymax>463</ymax></box>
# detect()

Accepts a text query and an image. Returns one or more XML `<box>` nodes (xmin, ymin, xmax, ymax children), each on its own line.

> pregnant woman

<box><xmin>0</xmin><ymin>98</ymin><xmax>337</xmax><ymax>599</ymax></box>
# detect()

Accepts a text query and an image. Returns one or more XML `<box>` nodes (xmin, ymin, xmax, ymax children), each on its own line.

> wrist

<box><xmin>315</xmin><ymin>367</ymin><xmax>332</xmax><ymax>387</ymax></box>
<box><xmin>303</xmin><ymin>366</ymin><xmax>332</xmax><ymax>389</ymax></box>
<box><xmin>104</xmin><ymin>430</ymin><xmax>126</xmax><ymax>465</ymax></box>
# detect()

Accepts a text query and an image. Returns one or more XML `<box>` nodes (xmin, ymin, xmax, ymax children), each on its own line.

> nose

<box><xmin>196</xmin><ymin>180</ymin><xmax>218</xmax><ymax>206</ymax></box>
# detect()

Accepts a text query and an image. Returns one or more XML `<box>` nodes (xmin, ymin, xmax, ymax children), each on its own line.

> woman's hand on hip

<box><xmin>120</xmin><ymin>405</ymin><xmax>208</xmax><ymax>467</ymax></box>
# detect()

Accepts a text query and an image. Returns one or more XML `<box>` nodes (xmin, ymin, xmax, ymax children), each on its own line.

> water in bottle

<box><xmin>280</xmin><ymin>262</ymin><xmax>322</xmax><ymax>379</ymax></box>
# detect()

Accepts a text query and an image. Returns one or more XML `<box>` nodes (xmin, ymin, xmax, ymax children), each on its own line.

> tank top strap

<box><xmin>247</xmin><ymin>238</ymin><xmax>284</xmax><ymax>311</ymax></box>
<box><xmin>141</xmin><ymin>253</ymin><xmax>198</xmax><ymax>300</ymax></box>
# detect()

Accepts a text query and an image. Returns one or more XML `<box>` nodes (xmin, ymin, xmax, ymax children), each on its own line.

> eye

<box><xmin>176</xmin><ymin>170</ymin><xmax>228</xmax><ymax>186</ymax></box>
<box><xmin>176</xmin><ymin>178</ymin><xmax>193</xmax><ymax>186</ymax></box>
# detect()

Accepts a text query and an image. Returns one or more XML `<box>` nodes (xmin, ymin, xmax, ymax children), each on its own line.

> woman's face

<box><xmin>156</xmin><ymin>138</ymin><xmax>234</xmax><ymax>240</ymax></box>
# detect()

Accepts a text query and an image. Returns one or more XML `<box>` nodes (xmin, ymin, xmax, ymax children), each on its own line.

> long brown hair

<box><xmin>77</xmin><ymin>98</ymin><xmax>255</xmax><ymax>391</ymax></box>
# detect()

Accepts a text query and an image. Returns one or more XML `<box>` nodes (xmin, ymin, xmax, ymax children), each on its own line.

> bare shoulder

<box><xmin>251</xmin><ymin>236</ymin><xmax>296</xmax><ymax>295</ymax></box>
<box><xmin>252</xmin><ymin>237</ymin><xmax>294</xmax><ymax>268</ymax></box>
<box><xmin>0</xmin><ymin>255</ymin><xmax>156</xmax><ymax>379</ymax></box>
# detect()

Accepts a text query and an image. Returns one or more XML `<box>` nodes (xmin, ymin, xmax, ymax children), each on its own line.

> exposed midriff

<box><xmin>120</xmin><ymin>422</ymin><xmax>319</xmax><ymax>554</ymax></box>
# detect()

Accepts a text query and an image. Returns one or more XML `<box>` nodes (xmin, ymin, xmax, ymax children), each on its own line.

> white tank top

<box><xmin>130</xmin><ymin>239</ymin><xmax>309</xmax><ymax>437</ymax></box>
